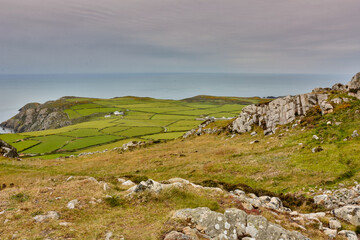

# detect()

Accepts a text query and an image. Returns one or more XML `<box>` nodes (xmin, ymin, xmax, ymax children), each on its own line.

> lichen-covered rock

<box><xmin>33</xmin><ymin>211</ymin><xmax>60</xmax><ymax>222</ymax></box>
<box><xmin>332</xmin><ymin>205</ymin><xmax>360</xmax><ymax>226</ymax></box>
<box><xmin>171</xmin><ymin>207</ymin><xmax>308</xmax><ymax>240</ymax></box>
<box><xmin>230</xmin><ymin>93</ymin><xmax>329</xmax><ymax>135</ymax></box>
<box><xmin>347</xmin><ymin>72</ymin><xmax>360</xmax><ymax>99</ymax></box>
<box><xmin>0</xmin><ymin>139</ymin><xmax>19</xmax><ymax>158</ymax></box>
<box><xmin>338</xmin><ymin>230</ymin><xmax>358</xmax><ymax>240</ymax></box>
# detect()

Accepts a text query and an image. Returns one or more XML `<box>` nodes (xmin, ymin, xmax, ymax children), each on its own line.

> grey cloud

<box><xmin>0</xmin><ymin>0</ymin><xmax>359</xmax><ymax>74</ymax></box>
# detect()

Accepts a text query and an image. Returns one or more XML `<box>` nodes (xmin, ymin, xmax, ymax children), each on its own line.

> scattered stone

<box><xmin>88</xmin><ymin>177</ymin><xmax>98</xmax><ymax>183</ymax></box>
<box><xmin>312</xmin><ymin>146</ymin><xmax>323</xmax><ymax>153</ymax></box>
<box><xmin>312</xmin><ymin>135</ymin><xmax>320</xmax><ymax>140</ymax></box>
<box><xmin>67</xmin><ymin>199</ymin><xmax>79</xmax><ymax>209</ymax></box>
<box><xmin>250</xmin><ymin>140</ymin><xmax>259</xmax><ymax>144</ymax></box>
<box><xmin>103</xmin><ymin>183</ymin><xmax>110</xmax><ymax>191</ymax></box>
<box><xmin>352</xmin><ymin>130</ymin><xmax>359</xmax><ymax>138</ymax></box>
<box><xmin>59</xmin><ymin>222</ymin><xmax>72</xmax><ymax>226</ymax></box>
<box><xmin>314</xmin><ymin>194</ymin><xmax>329</xmax><ymax>204</ymax></box>
<box><xmin>117</xmin><ymin>178</ymin><xmax>126</xmax><ymax>183</ymax></box>
<box><xmin>33</xmin><ymin>211</ymin><xmax>60</xmax><ymax>223</ymax></box>
<box><xmin>122</xmin><ymin>180</ymin><xmax>135</xmax><ymax>186</ymax></box>
<box><xmin>329</xmin><ymin>218</ymin><xmax>341</xmax><ymax>230</ymax></box>
<box><xmin>105</xmin><ymin>231</ymin><xmax>113</xmax><ymax>240</ymax></box>
<box><xmin>338</xmin><ymin>230</ymin><xmax>358</xmax><ymax>240</ymax></box>
<box><xmin>66</xmin><ymin>176</ymin><xmax>74</xmax><ymax>182</ymax></box>
<box><xmin>323</xmin><ymin>227</ymin><xmax>337</xmax><ymax>238</ymax></box>
<box><xmin>250</xmin><ymin>131</ymin><xmax>257</xmax><ymax>136</ymax></box>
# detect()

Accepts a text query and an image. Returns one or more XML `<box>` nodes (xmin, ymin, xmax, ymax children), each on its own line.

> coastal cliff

<box><xmin>0</xmin><ymin>99</ymin><xmax>72</xmax><ymax>133</ymax></box>
<box><xmin>230</xmin><ymin>72</ymin><xmax>360</xmax><ymax>135</ymax></box>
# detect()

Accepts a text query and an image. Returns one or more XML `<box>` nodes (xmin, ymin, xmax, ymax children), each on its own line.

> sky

<box><xmin>0</xmin><ymin>0</ymin><xmax>359</xmax><ymax>74</ymax></box>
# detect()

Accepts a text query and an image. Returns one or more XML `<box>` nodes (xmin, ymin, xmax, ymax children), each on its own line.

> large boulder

<box><xmin>347</xmin><ymin>72</ymin><xmax>360</xmax><ymax>99</ymax></box>
<box><xmin>332</xmin><ymin>205</ymin><xmax>360</xmax><ymax>226</ymax></box>
<box><xmin>0</xmin><ymin>139</ymin><xmax>18</xmax><ymax>158</ymax></box>
<box><xmin>170</xmin><ymin>207</ymin><xmax>308</xmax><ymax>240</ymax></box>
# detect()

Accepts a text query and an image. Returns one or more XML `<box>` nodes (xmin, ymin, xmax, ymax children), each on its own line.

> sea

<box><xmin>0</xmin><ymin>72</ymin><xmax>352</xmax><ymax>134</ymax></box>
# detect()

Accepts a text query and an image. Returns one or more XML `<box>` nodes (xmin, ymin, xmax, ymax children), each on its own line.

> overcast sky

<box><xmin>0</xmin><ymin>0</ymin><xmax>359</xmax><ymax>74</ymax></box>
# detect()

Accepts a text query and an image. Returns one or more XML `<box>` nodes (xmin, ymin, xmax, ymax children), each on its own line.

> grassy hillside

<box><xmin>0</xmin><ymin>96</ymin><xmax>265</xmax><ymax>157</ymax></box>
<box><xmin>1</xmin><ymin>96</ymin><xmax>360</xmax><ymax>239</ymax></box>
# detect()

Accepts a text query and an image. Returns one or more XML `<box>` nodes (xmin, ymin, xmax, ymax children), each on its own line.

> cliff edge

<box><xmin>0</xmin><ymin>99</ymin><xmax>72</xmax><ymax>133</ymax></box>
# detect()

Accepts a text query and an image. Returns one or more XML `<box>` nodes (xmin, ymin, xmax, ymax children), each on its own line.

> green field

<box><xmin>0</xmin><ymin>96</ymin><xmax>264</xmax><ymax>157</ymax></box>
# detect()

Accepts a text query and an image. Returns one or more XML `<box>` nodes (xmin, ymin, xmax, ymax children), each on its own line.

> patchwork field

<box><xmin>0</xmin><ymin>96</ymin><xmax>265</xmax><ymax>157</ymax></box>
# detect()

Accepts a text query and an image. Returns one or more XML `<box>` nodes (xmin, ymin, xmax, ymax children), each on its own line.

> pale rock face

<box><xmin>347</xmin><ymin>72</ymin><xmax>360</xmax><ymax>99</ymax></box>
<box><xmin>231</xmin><ymin>93</ymin><xmax>330</xmax><ymax>135</ymax></box>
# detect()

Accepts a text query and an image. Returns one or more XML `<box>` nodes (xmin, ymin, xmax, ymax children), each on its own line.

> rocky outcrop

<box><xmin>230</xmin><ymin>72</ymin><xmax>360</xmax><ymax>135</ymax></box>
<box><xmin>348</xmin><ymin>72</ymin><xmax>360</xmax><ymax>99</ymax></box>
<box><xmin>0</xmin><ymin>140</ymin><xmax>18</xmax><ymax>158</ymax></box>
<box><xmin>230</xmin><ymin>93</ymin><xmax>330</xmax><ymax>135</ymax></box>
<box><xmin>0</xmin><ymin>100</ymin><xmax>71</xmax><ymax>133</ymax></box>
<box><xmin>166</xmin><ymin>207</ymin><xmax>308</xmax><ymax>240</ymax></box>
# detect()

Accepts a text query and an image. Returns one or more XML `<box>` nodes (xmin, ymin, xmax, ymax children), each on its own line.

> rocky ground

<box><xmin>1</xmin><ymin>173</ymin><xmax>359</xmax><ymax>239</ymax></box>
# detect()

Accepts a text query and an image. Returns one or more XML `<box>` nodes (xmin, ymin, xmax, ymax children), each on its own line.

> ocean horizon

<box><xmin>0</xmin><ymin>72</ymin><xmax>353</xmax><ymax>129</ymax></box>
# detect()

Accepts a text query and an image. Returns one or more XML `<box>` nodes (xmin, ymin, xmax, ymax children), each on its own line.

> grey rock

<box><xmin>352</xmin><ymin>130</ymin><xmax>359</xmax><ymax>138</ymax></box>
<box><xmin>323</xmin><ymin>228</ymin><xmax>337</xmax><ymax>238</ymax></box>
<box><xmin>332</xmin><ymin>83</ymin><xmax>347</xmax><ymax>91</ymax></box>
<box><xmin>338</xmin><ymin>230</ymin><xmax>358</xmax><ymax>240</ymax></box>
<box><xmin>329</xmin><ymin>218</ymin><xmax>341</xmax><ymax>230</ymax></box>
<box><xmin>171</xmin><ymin>207</ymin><xmax>308</xmax><ymax>240</ymax></box>
<box><xmin>347</xmin><ymin>72</ymin><xmax>360</xmax><ymax>99</ymax></box>
<box><xmin>231</xmin><ymin>93</ymin><xmax>329</xmax><ymax>135</ymax></box>
<box><xmin>33</xmin><ymin>211</ymin><xmax>60</xmax><ymax>223</ymax></box>
<box><xmin>313</xmin><ymin>195</ymin><xmax>328</xmax><ymax>205</ymax></box>
<box><xmin>332</xmin><ymin>205</ymin><xmax>360</xmax><ymax>226</ymax></box>
<box><xmin>312</xmin><ymin>135</ymin><xmax>319</xmax><ymax>140</ymax></box>
<box><xmin>67</xmin><ymin>199</ymin><xmax>79</xmax><ymax>209</ymax></box>
<box><xmin>0</xmin><ymin>100</ymin><xmax>72</xmax><ymax>133</ymax></box>
<box><xmin>0</xmin><ymin>140</ymin><xmax>19</xmax><ymax>158</ymax></box>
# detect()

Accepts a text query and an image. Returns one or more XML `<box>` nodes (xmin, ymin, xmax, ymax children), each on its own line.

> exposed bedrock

<box><xmin>230</xmin><ymin>72</ymin><xmax>360</xmax><ymax>135</ymax></box>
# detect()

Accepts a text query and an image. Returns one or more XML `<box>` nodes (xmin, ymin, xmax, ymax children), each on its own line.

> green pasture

<box><xmin>1</xmin><ymin>95</ymin><xmax>259</xmax><ymax>157</ymax></box>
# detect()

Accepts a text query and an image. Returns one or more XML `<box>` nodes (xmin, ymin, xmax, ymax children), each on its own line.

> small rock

<box><xmin>352</xmin><ymin>130</ymin><xmax>359</xmax><ymax>138</ymax></box>
<box><xmin>250</xmin><ymin>131</ymin><xmax>257</xmax><ymax>136</ymax></box>
<box><xmin>66</xmin><ymin>176</ymin><xmax>74</xmax><ymax>182</ymax></box>
<box><xmin>250</xmin><ymin>140</ymin><xmax>259</xmax><ymax>144</ymax></box>
<box><xmin>88</xmin><ymin>177</ymin><xmax>98</xmax><ymax>183</ymax></box>
<box><xmin>312</xmin><ymin>146</ymin><xmax>323</xmax><ymax>153</ymax></box>
<box><xmin>313</xmin><ymin>135</ymin><xmax>320</xmax><ymax>140</ymax></box>
<box><xmin>338</xmin><ymin>230</ymin><xmax>358</xmax><ymax>240</ymax></box>
<box><xmin>59</xmin><ymin>222</ymin><xmax>72</xmax><ymax>226</ymax></box>
<box><xmin>329</xmin><ymin>218</ymin><xmax>341</xmax><ymax>230</ymax></box>
<box><xmin>67</xmin><ymin>199</ymin><xmax>79</xmax><ymax>209</ymax></box>
<box><xmin>117</xmin><ymin>178</ymin><xmax>126</xmax><ymax>183</ymax></box>
<box><xmin>105</xmin><ymin>231</ymin><xmax>113</xmax><ymax>240</ymax></box>
<box><xmin>323</xmin><ymin>228</ymin><xmax>337</xmax><ymax>239</ymax></box>
<box><xmin>103</xmin><ymin>183</ymin><xmax>110</xmax><ymax>191</ymax></box>
<box><xmin>122</xmin><ymin>180</ymin><xmax>135</xmax><ymax>186</ymax></box>
<box><xmin>326</xmin><ymin>121</ymin><xmax>332</xmax><ymax>125</ymax></box>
